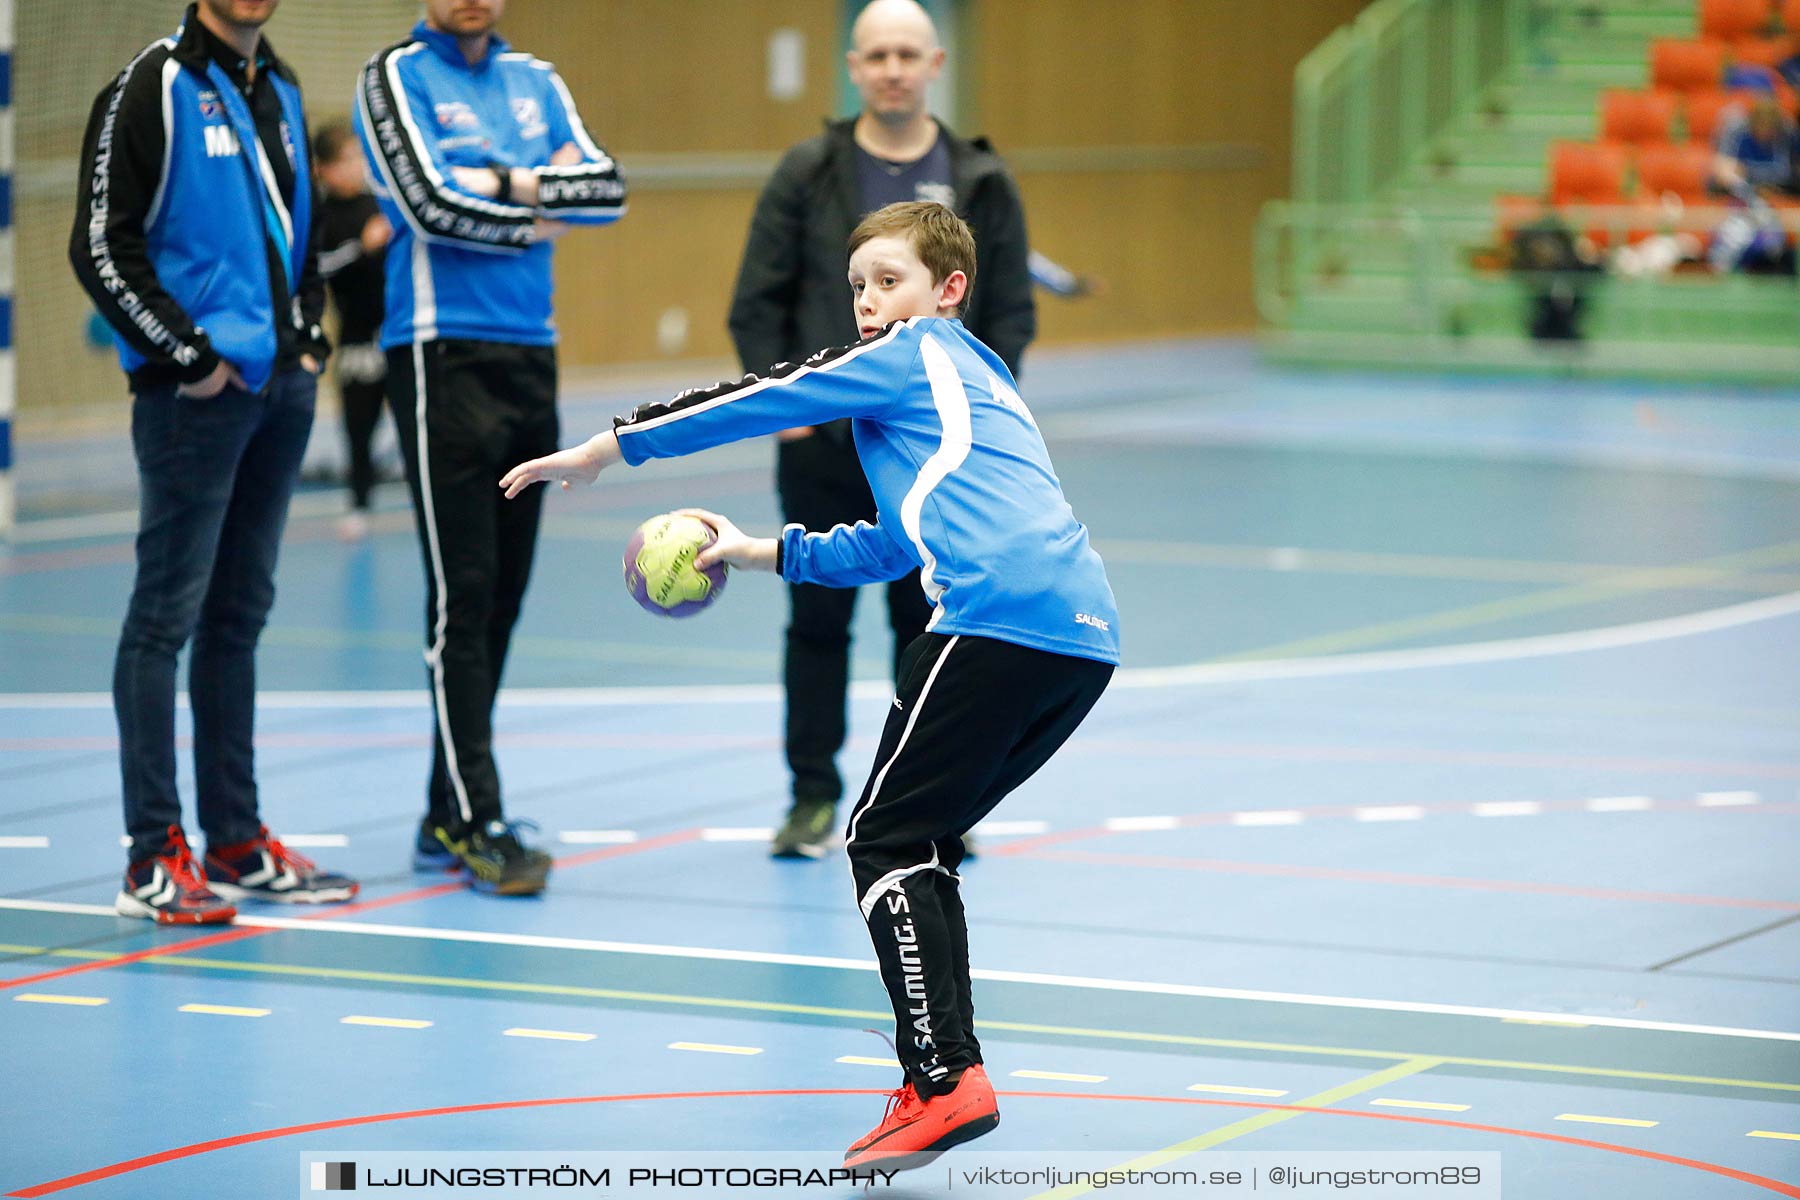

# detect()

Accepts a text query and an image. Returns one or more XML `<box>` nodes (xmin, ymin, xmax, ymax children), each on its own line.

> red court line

<box><xmin>1006</xmin><ymin>848</ymin><xmax>1800</xmax><ymax>912</ymax></box>
<box><xmin>0</xmin><ymin>829</ymin><xmax>702</xmax><ymax>992</ymax></box>
<box><xmin>9</xmin><ymin>1088</ymin><xmax>1797</xmax><ymax>1198</ymax></box>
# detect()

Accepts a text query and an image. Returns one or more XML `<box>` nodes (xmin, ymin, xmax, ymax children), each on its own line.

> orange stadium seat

<box><xmin>1686</xmin><ymin>89</ymin><xmax>1757</xmax><ymax>139</ymax></box>
<box><xmin>1730</xmin><ymin>35</ymin><xmax>1795</xmax><ymax>67</ymax></box>
<box><xmin>1701</xmin><ymin>0</ymin><xmax>1774</xmax><ymax>40</ymax></box>
<box><xmin>1550</xmin><ymin>141</ymin><xmax>1631</xmax><ymax>205</ymax></box>
<box><xmin>1636</xmin><ymin>141</ymin><xmax>1716</xmax><ymax>199</ymax></box>
<box><xmin>1600</xmin><ymin>89</ymin><xmax>1679</xmax><ymax>142</ymax></box>
<box><xmin>1652</xmin><ymin>38</ymin><xmax>1730</xmax><ymax>89</ymax></box>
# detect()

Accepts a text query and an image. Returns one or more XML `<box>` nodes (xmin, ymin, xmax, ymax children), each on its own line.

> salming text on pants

<box><xmin>846</xmin><ymin>633</ymin><xmax>1113</xmax><ymax>1096</ymax></box>
<box><xmin>387</xmin><ymin>339</ymin><xmax>558</xmax><ymax>832</ymax></box>
<box><xmin>116</xmin><ymin>367</ymin><xmax>317</xmax><ymax>861</ymax></box>
<box><xmin>778</xmin><ymin>426</ymin><xmax>934</xmax><ymax>805</ymax></box>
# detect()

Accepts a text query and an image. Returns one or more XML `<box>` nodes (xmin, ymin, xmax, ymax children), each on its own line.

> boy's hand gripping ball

<box><xmin>623</xmin><ymin>513</ymin><xmax>728</xmax><ymax>618</ymax></box>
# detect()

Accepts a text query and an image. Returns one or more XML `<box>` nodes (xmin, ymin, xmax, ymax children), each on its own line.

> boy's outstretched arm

<box><xmin>499</xmin><ymin>430</ymin><xmax>623</xmax><ymax>497</ymax></box>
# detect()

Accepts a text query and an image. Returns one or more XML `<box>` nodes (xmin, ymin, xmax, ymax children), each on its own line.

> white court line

<box><xmin>3</xmin><ymin>899</ymin><xmax>1795</xmax><ymax>1044</ymax></box>
<box><xmin>1698</xmin><ymin>791</ymin><xmax>1760</xmax><ymax>807</ymax></box>
<box><xmin>1473</xmin><ymin>801</ymin><xmax>1542</xmax><ymax>818</ymax></box>
<box><xmin>1354</xmin><ymin>806</ymin><xmax>1426</xmax><ymax>822</ymax></box>
<box><xmin>6</xmin><ymin>589</ymin><xmax>1800</xmax><ymax>709</ymax></box>
<box><xmin>279</xmin><ymin>834</ymin><xmax>348</xmax><ymax>849</ymax></box>
<box><xmin>1232</xmin><ymin>811</ymin><xmax>1304</xmax><ymax>826</ymax></box>
<box><xmin>558</xmin><ymin>831</ymin><xmax>639</xmax><ymax>845</ymax></box>
<box><xmin>1587</xmin><ymin>796</ymin><xmax>1654</xmax><ymax>813</ymax></box>
<box><xmin>973</xmin><ymin>820</ymin><xmax>1051</xmax><ymax>836</ymax></box>
<box><xmin>699</xmin><ymin>827</ymin><xmax>773</xmax><ymax>842</ymax></box>
<box><xmin>0</xmin><ymin>837</ymin><xmax>49</xmax><ymax>848</ymax></box>
<box><xmin>1104</xmin><ymin>816</ymin><xmax>1181</xmax><ymax>832</ymax></box>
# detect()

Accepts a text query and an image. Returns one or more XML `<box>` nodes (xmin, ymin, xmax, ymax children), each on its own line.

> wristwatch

<box><xmin>488</xmin><ymin>163</ymin><xmax>512</xmax><ymax>203</ymax></box>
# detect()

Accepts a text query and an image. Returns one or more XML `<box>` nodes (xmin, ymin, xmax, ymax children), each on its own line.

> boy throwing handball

<box><xmin>500</xmin><ymin>201</ymin><xmax>1119</xmax><ymax>1168</ymax></box>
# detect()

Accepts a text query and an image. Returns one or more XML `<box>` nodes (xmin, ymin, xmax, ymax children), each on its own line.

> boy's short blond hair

<box><xmin>848</xmin><ymin>201</ymin><xmax>977</xmax><ymax>312</ymax></box>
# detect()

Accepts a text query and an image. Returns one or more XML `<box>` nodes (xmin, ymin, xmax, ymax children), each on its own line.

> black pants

<box><xmin>847</xmin><ymin>633</ymin><xmax>1113</xmax><ymax>1096</ymax></box>
<box><xmin>387</xmin><ymin>339</ymin><xmax>558</xmax><ymax>832</ymax></box>
<box><xmin>778</xmin><ymin>428</ymin><xmax>934</xmax><ymax>805</ymax></box>
<box><xmin>338</xmin><ymin>344</ymin><xmax>389</xmax><ymax>510</ymax></box>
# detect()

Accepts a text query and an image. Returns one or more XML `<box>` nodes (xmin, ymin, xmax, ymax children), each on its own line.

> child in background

<box><xmin>313</xmin><ymin>121</ymin><xmax>391</xmax><ymax>540</ymax></box>
<box><xmin>500</xmin><ymin>201</ymin><xmax>1119</xmax><ymax>1169</ymax></box>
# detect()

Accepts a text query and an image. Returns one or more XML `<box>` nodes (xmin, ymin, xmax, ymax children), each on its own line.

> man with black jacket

<box><xmin>70</xmin><ymin>0</ymin><xmax>357</xmax><ymax>923</ymax></box>
<box><xmin>728</xmin><ymin>0</ymin><xmax>1036</xmax><ymax>859</ymax></box>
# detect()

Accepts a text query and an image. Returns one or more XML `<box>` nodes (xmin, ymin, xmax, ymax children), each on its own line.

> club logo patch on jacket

<box><xmin>511</xmin><ymin>96</ymin><xmax>547</xmax><ymax>139</ymax></box>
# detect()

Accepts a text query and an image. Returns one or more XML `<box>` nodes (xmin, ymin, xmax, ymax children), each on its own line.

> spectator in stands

<box><xmin>1711</xmin><ymin>95</ymin><xmax>1797</xmax><ymax>197</ymax></box>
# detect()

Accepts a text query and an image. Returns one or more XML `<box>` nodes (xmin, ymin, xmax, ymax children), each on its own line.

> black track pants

<box><xmin>846</xmin><ymin>633</ymin><xmax>1113</xmax><ymax>1096</ymax></box>
<box><xmin>387</xmin><ymin>339</ymin><xmax>558</xmax><ymax>831</ymax></box>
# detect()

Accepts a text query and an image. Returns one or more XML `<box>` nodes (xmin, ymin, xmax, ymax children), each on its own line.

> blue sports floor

<box><xmin>1</xmin><ymin>340</ymin><xmax>1798</xmax><ymax>1198</ymax></box>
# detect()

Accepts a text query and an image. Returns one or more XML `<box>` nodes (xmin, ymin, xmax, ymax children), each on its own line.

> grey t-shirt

<box><xmin>856</xmin><ymin>133</ymin><xmax>954</xmax><ymax>215</ymax></box>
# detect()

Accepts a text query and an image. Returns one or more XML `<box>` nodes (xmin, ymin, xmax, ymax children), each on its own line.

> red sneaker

<box><xmin>115</xmin><ymin>826</ymin><xmax>237</xmax><ymax>925</ymax></box>
<box><xmin>844</xmin><ymin>1064</ymin><xmax>999</xmax><ymax>1171</ymax></box>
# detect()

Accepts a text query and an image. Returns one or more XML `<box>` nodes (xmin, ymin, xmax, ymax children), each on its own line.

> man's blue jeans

<box><xmin>115</xmin><ymin>367</ymin><xmax>316</xmax><ymax>862</ymax></box>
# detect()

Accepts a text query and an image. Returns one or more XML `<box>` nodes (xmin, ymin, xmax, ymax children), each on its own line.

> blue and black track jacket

<box><xmin>354</xmin><ymin>23</ymin><xmax>627</xmax><ymax>349</ymax></box>
<box><xmin>69</xmin><ymin>7</ymin><xmax>326</xmax><ymax>393</ymax></box>
<box><xmin>614</xmin><ymin>318</ymin><xmax>1120</xmax><ymax>666</ymax></box>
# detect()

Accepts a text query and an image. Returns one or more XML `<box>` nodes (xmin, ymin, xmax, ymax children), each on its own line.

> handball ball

<box><xmin>623</xmin><ymin>513</ymin><xmax>728</xmax><ymax>618</ymax></box>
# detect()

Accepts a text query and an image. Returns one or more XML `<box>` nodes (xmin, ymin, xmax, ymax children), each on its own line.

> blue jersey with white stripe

<box><xmin>353</xmin><ymin>24</ymin><xmax>626</xmax><ymax>349</ymax></box>
<box><xmin>614</xmin><ymin>317</ymin><xmax>1120</xmax><ymax>665</ymax></box>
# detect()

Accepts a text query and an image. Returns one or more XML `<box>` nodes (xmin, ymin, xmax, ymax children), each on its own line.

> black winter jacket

<box><xmin>728</xmin><ymin>118</ymin><xmax>1036</xmax><ymax>380</ymax></box>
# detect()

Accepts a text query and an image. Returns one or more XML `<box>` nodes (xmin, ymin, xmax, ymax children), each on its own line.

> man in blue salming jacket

<box><xmin>501</xmin><ymin>202</ymin><xmax>1117</xmax><ymax>1168</ymax></box>
<box><xmin>355</xmin><ymin>0</ymin><xmax>626</xmax><ymax>896</ymax></box>
<box><xmin>70</xmin><ymin>0</ymin><xmax>359</xmax><ymax>924</ymax></box>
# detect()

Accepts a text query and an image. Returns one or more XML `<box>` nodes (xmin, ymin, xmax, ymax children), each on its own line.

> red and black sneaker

<box><xmin>205</xmin><ymin>827</ymin><xmax>359</xmax><ymax>905</ymax></box>
<box><xmin>115</xmin><ymin>826</ymin><xmax>237</xmax><ymax>925</ymax></box>
<box><xmin>844</xmin><ymin>1064</ymin><xmax>999</xmax><ymax>1171</ymax></box>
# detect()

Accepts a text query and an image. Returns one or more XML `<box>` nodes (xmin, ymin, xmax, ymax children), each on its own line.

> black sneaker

<box><xmin>412</xmin><ymin>818</ymin><xmax>464</xmax><ymax>873</ymax></box>
<box><xmin>204</xmin><ymin>827</ymin><xmax>360</xmax><ymax>905</ymax></box>
<box><xmin>116</xmin><ymin>826</ymin><xmax>237</xmax><ymax>925</ymax></box>
<box><xmin>431</xmin><ymin>819</ymin><xmax>552</xmax><ymax>895</ymax></box>
<box><xmin>771</xmin><ymin>799</ymin><xmax>837</xmax><ymax>859</ymax></box>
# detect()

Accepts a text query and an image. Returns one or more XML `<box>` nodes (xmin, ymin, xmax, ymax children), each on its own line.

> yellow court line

<box><xmin>340</xmin><ymin>1015</ymin><xmax>433</xmax><ymax>1029</ymax></box>
<box><xmin>1188</xmin><ymin>1084</ymin><xmax>1288</xmax><ymax>1097</ymax></box>
<box><xmin>1748</xmin><ymin>1130</ymin><xmax>1800</xmax><ymax>1141</ymax></box>
<box><xmin>1556</xmin><ymin>1113</ymin><xmax>1659</xmax><ymax>1128</ymax></box>
<box><xmin>836</xmin><ymin>1055</ymin><xmax>902</xmax><ymax>1068</ymax></box>
<box><xmin>1012</xmin><ymin>1069</ymin><xmax>1108</xmax><ymax>1083</ymax></box>
<box><xmin>1371</xmin><ymin>1097</ymin><xmax>1471</xmax><ymax>1112</ymax></box>
<box><xmin>177</xmin><ymin>1003</ymin><xmax>269</xmax><ymax>1017</ymax></box>
<box><xmin>1027</xmin><ymin>1057</ymin><xmax>1444</xmax><ymax>1200</ymax></box>
<box><xmin>503</xmin><ymin>1028</ymin><xmax>595</xmax><ymax>1042</ymax></box>
<box><xmin>12</xmin><ymin>993</ymin><xmax>107</xmax><ymax>1006</ymax></box>
<box><xmin>7</xmin><ymin>944</ymin><xmax>1799</xmax><ymax>1095</ymax></box>
<box><xmin>669</xmin><ymin>1042</ymin><xmax>762</xmax><ymax>1056</ymax></box>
